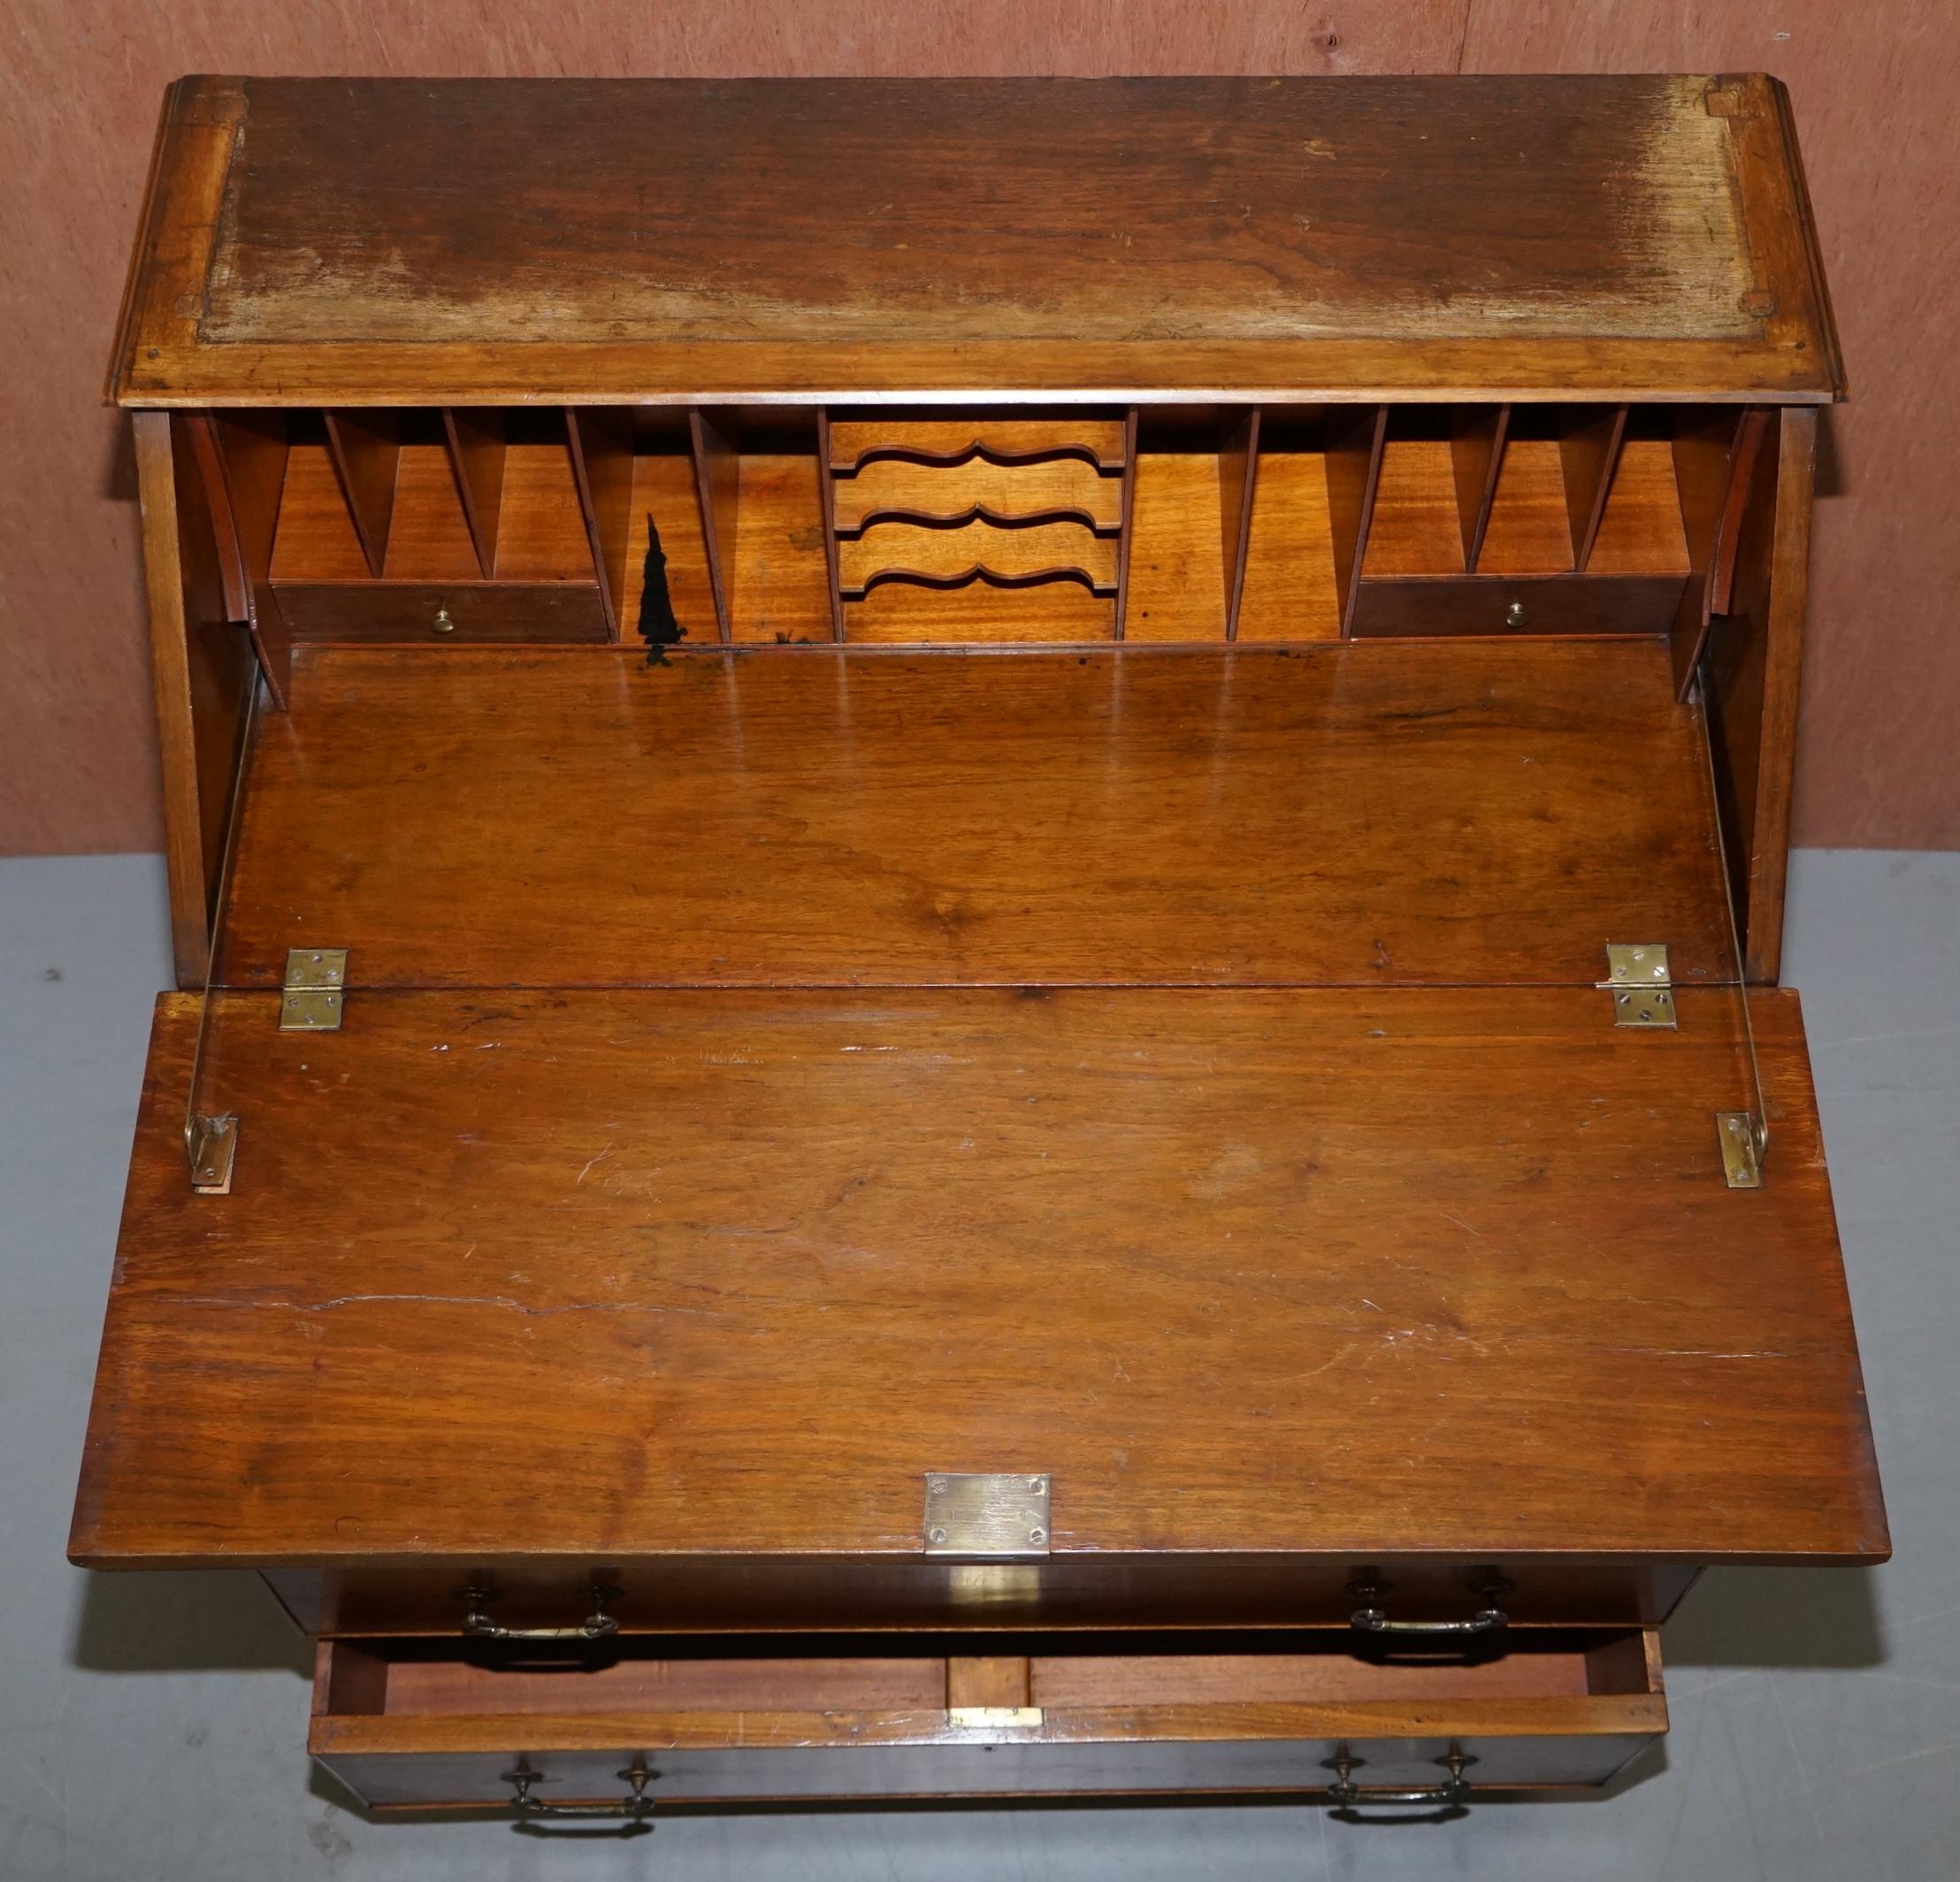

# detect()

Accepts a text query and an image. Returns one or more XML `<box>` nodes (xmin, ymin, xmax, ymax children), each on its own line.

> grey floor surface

<box><xmin>3</xmin><ymin>848</ymin><xmax>1956</xmax><ymax>1880</ymax></box>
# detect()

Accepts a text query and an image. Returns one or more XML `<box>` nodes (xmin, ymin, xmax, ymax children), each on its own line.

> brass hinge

<box><xmin>279</xmin><ymin>948</ymin><xmax>348</xmax><ymax>1031</ymax></box>
<box><xmin>923</xmin><ymin>1473</ymin><xmax>1052</xmax><ymax>1558</ymax></box>
<box><xmin>1600</xmin><ymin>944</ymin><xmax>1675</xmax><ymax>1029</ymax></box>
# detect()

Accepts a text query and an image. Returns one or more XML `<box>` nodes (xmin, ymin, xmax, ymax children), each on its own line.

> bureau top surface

<box><xmin>112</xmin><ymin>73</ymin><xmax>1840</xmax><ymax>405</ymax></box>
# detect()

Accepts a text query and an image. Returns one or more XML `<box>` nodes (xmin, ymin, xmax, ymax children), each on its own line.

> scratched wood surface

<box><xmin>210</xmin><ymin>641</ymin><xmax>1738</xmax><ymax>991</ymax></box>
<box><xmin>71</xmin><ymin>982</ymin><xmax>1883</xmax><ymax>1566</ymax></box>
<box><xmin>111</xmin><ymin>74</ymin><xmax>1834</xmax><ymax>404</ymax></box>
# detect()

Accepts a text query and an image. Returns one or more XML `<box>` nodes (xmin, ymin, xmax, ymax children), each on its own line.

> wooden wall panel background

<box><xmin>1</xmin><ymin>1</ymin><xmax>1952</xmax><ymax>853</ymax></box>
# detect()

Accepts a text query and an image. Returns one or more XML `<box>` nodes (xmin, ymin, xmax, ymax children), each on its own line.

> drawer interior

<box><xmin>321</xmin><ymin>1631</ymin><xmax>1660</xmax><ymax>1720</ymax></box>
<box><xmin>310</xmin><ymin>1630</ymin><xmax>1667</xmax><ymax>1809</ymax></box>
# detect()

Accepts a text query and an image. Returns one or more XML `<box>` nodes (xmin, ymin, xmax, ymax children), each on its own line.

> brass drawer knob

<box><xmin>1504</xmin><ymin>600</ymin><xmax>1527</xmax><ymax>629</ymax></box>
<box><xmin>433</xmin><ymin>607</ymin><xmax>456</xmax><ymax>635</ymax></box>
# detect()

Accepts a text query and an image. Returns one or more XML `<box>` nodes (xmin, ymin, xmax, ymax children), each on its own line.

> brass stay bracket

<box><xmin>1695</xmin><ymin>671</ymin><xmax>1771</xmax><ymax>1190</ymax></box>
<box><xmin>184</xmin><ymin>664</ymin><xmax>258</xmax><ymax>1196</ymax></box>
<box><xmin>1612</xmin><ymin>675</ymin><xmax>1772</xmax><ymax>1193</ymax></box>
<box><xmin>180</xmin><ymin>651</ymin><xmax>354</xmax><ymax>1194</ymax></box>
<box><xmin>1596</xmin><ymin>931</ymin><xmax>1766</xmax><ymax>1192</ymax></box>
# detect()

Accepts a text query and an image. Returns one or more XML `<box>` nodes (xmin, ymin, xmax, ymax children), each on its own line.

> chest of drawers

<box><xmin>73</xmin><ymin>73</ymin><xmax>1883</xmax><ymax>1819</ymax></box>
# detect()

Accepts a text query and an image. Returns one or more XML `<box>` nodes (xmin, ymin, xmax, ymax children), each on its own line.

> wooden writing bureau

<box><xmin>73</xmin><ymin>75</ymin><xmax>1886</xmax><ymax>1819</ymax></box>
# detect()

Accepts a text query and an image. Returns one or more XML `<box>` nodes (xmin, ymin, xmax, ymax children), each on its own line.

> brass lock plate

<box><xmin>923</xmin><ymin>1473</ymin><xmax>1052</xmax><ymax>1557</ymax></box>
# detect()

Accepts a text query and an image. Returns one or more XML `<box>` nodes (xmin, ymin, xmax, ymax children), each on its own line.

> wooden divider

<box><xmin>322</xmin><ymin>411</ymin><xmax>402</xmax><ymax>578</ymax></box>
<box><xmin>831</xmin><ymin>457</ymin><xmax>1121</xmax><ymax>532</ymax></box>
<box><xmin>838</xmin><ymin>523</ymin><xmax>1118</xmax><ymax>597</ymax></box>
<box><xmin>1329</xmin><ymin>406</ymin><xmax>1388</xmax><ymax>637</ymax></box>
<box><xmin>1670</xmin><ymin>409</ymin><xmax>1767</xmax><ymax>694</ymax></box>
<box><xmin>199</xmin><ymin>413</ymin><xmax>293</xmax><ymax>702</ymax></box>
<box><xmin>815</xmin><ymin>408</ymin><xmax>846</xmax><ymax>642</ymax></box>
<box><xmin>688</xmin><ymin>408</ymin><xmax>740</xmax><ymax>645</ymax></box>
<box><xmin>1113</xmin><ymin>407</ymin><xmax>1139</xmax><ymax>639</ymax></box>
<box><xmin>1704</xmin><ymin>408</ymin><xmax>1814</xmax><ymax>982</ymax></box>
<box><xmin>828</xmin><ymin>417</ymin><xmax>1127</xmax><ymax>470</ymax></box>
<box><xmin>565</xmin><ymin>409</ymin><xmax>634</xmax><ymax>643</ymax></box>
<box><xmin>1451</xmin><ymin>405</ymin><xmax>1508</xmax><ymax>572</ymax></box>
<box><xmin>441</xmin><ymin>409</ymin><xmax>506</xmax><ymax>579</ymax></box>
<box><xmin>1561</xmin><ymin>404</ymin><xmax>1631</xmax><ymax>570</ymax></box>
<box><xmin>1219</xmin><ymin>407</ymin><xmax>1260</xmax><ymax>640</ymax></box>
<box><xmin>187</xmin><ymin>418</ymin><xmax>251</xmax><ymax>626</ymax></box>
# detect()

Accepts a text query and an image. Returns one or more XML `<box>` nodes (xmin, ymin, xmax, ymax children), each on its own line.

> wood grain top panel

<box><xmin>111</xmin><ymin>75</ymin><xmax>1839</xmax><ymax>403</ymax></box>
<box><xmin>71</xmin><ymin>984</ymin><xmax>1884</xmax><ymax>1565</ymax></box>
<box><xmin>213</xmin><ymin>641</ymin><xmax>1736</xmax><ymax>990</ymax></box>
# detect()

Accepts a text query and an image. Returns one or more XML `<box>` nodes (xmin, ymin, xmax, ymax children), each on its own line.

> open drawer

<box><xmin>311</xmin><ymin>1630</ymin><xmax>1667</xmax><ymax>1810</ymax></box>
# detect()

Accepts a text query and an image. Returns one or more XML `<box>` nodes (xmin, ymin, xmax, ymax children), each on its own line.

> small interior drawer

<box><xmin>310</xmin><ymin>1630</ymin><xmax>1665</xmax><ymax>1811</ymax></box>
<box><xmin>271</xmin><ymin>580</ymin><xmax>609</xmax><ymax>643</ymax></box>
<box><xmin>1349</xmin><ymin>572</ymin><xmax>1689</xmax><ymax>638</ymax></box>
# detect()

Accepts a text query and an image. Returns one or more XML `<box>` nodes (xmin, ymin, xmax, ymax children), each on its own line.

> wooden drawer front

<box><xmin>272</xmin><ymin>581</ymin><xmax>609</xmax><ymax>643</ymax></box>
<box><xmin>1349</xmin><ymin>573</ymin><xmax>1688</xmax><ymax>637</ymax></box>
<box><xmin>311</xmin><ymin>1632</ymin><xmax>1665</xmax><ymax>1810</ymax></box>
